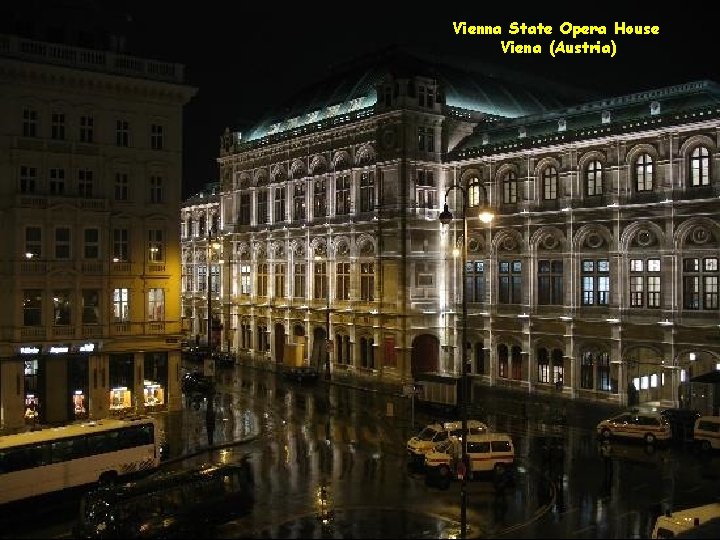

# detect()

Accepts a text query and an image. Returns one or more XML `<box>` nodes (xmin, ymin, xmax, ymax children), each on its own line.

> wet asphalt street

<box><xmin>4</xmin><ymin>363</ymin><xmax>719</xmax><ymax>539</ymax></box>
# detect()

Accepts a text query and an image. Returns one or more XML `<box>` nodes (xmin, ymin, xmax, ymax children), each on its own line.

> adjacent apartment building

<box><xmin>0</xmin><ymin>32</ymin><xmax>196</xmax><ymax>429</ymax></box>
<box><xmin>212</xmin><ymin>48</ymin><xmax>719</xmax><ymax>412</ymax></box>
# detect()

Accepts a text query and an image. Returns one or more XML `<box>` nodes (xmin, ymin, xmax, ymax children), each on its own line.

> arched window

<box><xmin>360</xmin><ymin>336</ymin><xmax>374</xmax><ymax>369</ymax></box>
<box><xmin>690</xmin><ymin>146</ymin><xmax>710</xmax><ymax>187</ymax></box>
<box><xmin>511</xmin><ymin>346</ymin><xmax>522</xmax><ymax>380</ymax></box>
<box><xmin>335</xmin><ymin>333</ymin><xmax>352</xmax><ymax>366</ymax></box>
<box><xmin>467</xmin><ymin>177</ymin><xmax>481</xmax><ymax>207</ymax></box>
<box><xmin>551</xmin><ymin>349</ymin><xmax>564</xmax><ymax>386</ymax></box>
<box><xmin>586</xmin><ymin>160</ymin><xmax>603</xmax><ymax>196</ymax></box>
<box><xmin>581</xmin><ymin>351</ymin><xmax>594</xmax><ymax>389</ymax></box>
<box><xmin>537</xmin><ymin>347</ymin><xmax>550</xmax><ymax>383</ymax></box>
<box><xmin>636</xmin><ymin>153</ymin><xmax>653</xmax><ymax>192</ymax></box>
<box><xmin>597</xmin><ymin>352</ymin><xmax>611</xmax><ymax>391</ymax></box>
<box><xmin>503</xmin><ymin>171</ymin><xmax>517</xmax><ymax>204</ymax></box>
<box><xmin>498</xmin><ymin>344</ymin><xmax>508</xmax><ymax>378</ymax></box>
<box><xmin>474</xmin><ymin>344</ymin><xmax>485</xmax><ymax>375</ymax></box>
<box><xmin>542</xmin><ymin>166</ymin><xmax>558</xmax><ymax>200</ymax></box>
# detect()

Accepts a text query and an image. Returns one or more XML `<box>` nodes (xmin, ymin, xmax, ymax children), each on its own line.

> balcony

<box><xmin>77</xmin><ymin>198</ymin><xmax>107</xmax><ymax>211</ymax></box>
<box><xmin>111</xmin><ymin>261</ymin><xmax>132</xmax><ymax>273</ymax></box>
<box><xmin>20</xmin><ymin>327</ymin><xmax>46</xmax><ymax>339</ymax></box>
<box><xmin>0</xmin><ymin>33</ymin><xmax>184</xmax><ymax>83</ymax></box>
<box><xmin>147</xmin><ymin>264</ymin><xmax>166</xmax><ymax>273</ymax></box>
<box><xmin>52</xmin><ymin>326</ymin><xmax>76</xmax><ymax>338</ymax></box>
<box><xmin>82</xmin><ymin>325</ymin><xmax>103</xmax><ymax>338</ymax></box>
<box><xmin>81</xmin><ymin>261</ymin><xmax>103</xmax><ymax>274</ymax></box>
<box><xmin>20</xmin><ymin>261</ymin><xmax>47</xmax><ymax>274</ymax></box>
<box><xmin>16</xmin><ymin>194</ymin><xmax>47</xmax><ymax>209</ymax></box>
<box><xmin>146</xmin><ymin>322</ymin><xmax>166</xmax><ymax>334</ymax></box>
<box><xmin>112</xmin><ymin>322</ymin><xmax>132</xmax><ymax>335</ymax></box>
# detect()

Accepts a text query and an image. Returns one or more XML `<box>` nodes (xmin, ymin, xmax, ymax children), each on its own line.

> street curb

<box><xmin>160</xmin><ymin>432</ymin><xmax>261</xmax><ymax>467</ymax></box>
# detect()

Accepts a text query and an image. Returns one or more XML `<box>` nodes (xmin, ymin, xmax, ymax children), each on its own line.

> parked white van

<box><xmin>424</xmin><ymin>432</ymin><xmax>515</xmax><ymax>479</ymax></box>
<box><xmin>694</xmin><ymin>416</ymin><xmax>720</xmax><ymax>451</ymax></box>
<box><xmin>651</xmin><ymin>503</ymin><xmax>720</xmax><ymax>538</ymax></box>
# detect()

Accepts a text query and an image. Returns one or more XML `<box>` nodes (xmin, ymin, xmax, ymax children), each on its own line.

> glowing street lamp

<box><xmin>438</xmin><ymin>180</ymin><xmax>493</xmax><ymax>540</ymax></box>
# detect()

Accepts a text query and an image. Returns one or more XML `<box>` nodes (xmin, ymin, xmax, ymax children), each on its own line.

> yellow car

<box><xmin>406</xmin><ymin>420</ymin><xmax>488</xmax><ymax>466</ymax></box>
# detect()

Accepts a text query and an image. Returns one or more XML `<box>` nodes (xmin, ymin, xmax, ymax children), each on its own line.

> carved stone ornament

<box><xmin>336</xmin><ymin>242</ymin><xmax>349</xmax><ymax>256</ymax></box>
<box><xmin>692</xmin><ymin>226</ymin><xmax>711</xmax><ymax>245</ymax></box>
<box><xmin>541</xmin><ymin>233</ymin><xmax>559</xmax><ymax>250</ymax></box>
<box><xmin>636</xmin><ymin>229</ymin><xmax>655</xmax><ymax>247</ymax></box>
<box><xmin>501</xmin><ymin>237</ymin><xmax>517</xmax><ymax>251</ymax></box>
<box><xmin>586</xmin><ymin>232</ymin><xmax>604</xmax><ymax>249</ymax></box>
<box><xmin>467</xmin><ymin>237</ymin><xmax>481</xmax><ymax>252</ymax></box>
<box><xmin>360</xmin><ymin>241</ymin><xmax>374</xmax><ymax>256</ymax></box>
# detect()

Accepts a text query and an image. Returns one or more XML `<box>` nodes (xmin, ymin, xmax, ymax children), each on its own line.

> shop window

<box><xmin>143</xmin><ymin>352</ymin><xmax>168</xmax><ymax>408</ymax></box>
<box><xmin>109</xmin><ymin>354</ymin><xmax>134</xmax><ymax>412</ymax></box>
<box><xmin>72</xmin><ymin>389</ymin><xmax>87</xmax><ymax>419</ymax></box>
<box><xmin>24</xmin><ymin>358</ymin><xmax>40</xmax><ymax>424</ymax></box>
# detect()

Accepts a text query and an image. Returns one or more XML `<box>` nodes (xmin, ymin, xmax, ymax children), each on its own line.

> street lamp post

<box><xmin>324</xmin><ymin>279</ymin><xmax>331</xmax><ymax>382</ymax></box>
<box><xmin>438</xmin><ymin>181</ymin><xmax>493</xmax><ymax>540</ymax></box>
<box><xmin>315</xmin><ymin>243</ymin><xmax>332</xmax><ymax>382</ymax></box>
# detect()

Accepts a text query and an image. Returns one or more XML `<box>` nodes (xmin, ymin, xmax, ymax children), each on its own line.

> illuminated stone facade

<box><xmin>0</xmin><ymin>33</ymin><xmax>196</xmax><ymax>429</ymax></box>
<box><xmin>217</xmin><ymin>53</ymin><xmax>719</xmax><ymax>411</ymax></box>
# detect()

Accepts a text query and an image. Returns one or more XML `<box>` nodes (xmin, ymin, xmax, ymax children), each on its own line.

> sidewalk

<box><xmin>237</xmin><ymin>356</ymin><xmax>624</xmax><ymax>432</ymax></box>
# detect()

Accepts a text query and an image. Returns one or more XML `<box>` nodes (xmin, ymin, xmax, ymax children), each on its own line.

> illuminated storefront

<box><xmin>144</xmin><ymin>352</ymin><xmax>168</xmax><ymax>409</ymax></box>
<box><xmin>109</xmin><ymin>353</ymin><xmax>134</xmax><ymax>413</ymax></box>
<box><xmin>21</xmin><ymin>346</ymin><xmax>41</xmax><ymax>424</ymax></box>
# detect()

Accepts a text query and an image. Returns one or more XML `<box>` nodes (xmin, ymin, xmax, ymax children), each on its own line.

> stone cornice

<box><xmin>0</xmin><ymin>57</ymin><xmax>197</xmax><ymax>105</ymax></box>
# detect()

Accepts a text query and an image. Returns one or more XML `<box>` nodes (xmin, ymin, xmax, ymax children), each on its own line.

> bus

<box><xmin>0</xmin><ymin>415</ymin><xmax>161</xmax><ymax>505</ymax></box>
<box><xmin>75</xmin><ymin>461</ymin><xmax>255</xmax><ymax>538</ymax></box>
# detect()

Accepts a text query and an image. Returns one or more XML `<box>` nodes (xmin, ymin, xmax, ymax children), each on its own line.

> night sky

<box><xmin>6</xmin><ymin>2</ymin><xmax>719</xmax><ymax>198</ymax></box>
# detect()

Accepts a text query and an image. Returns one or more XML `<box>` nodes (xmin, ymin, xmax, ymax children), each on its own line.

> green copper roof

<box><xmin>454</xmin><ymin>80</ymin><xmax>720</xmax><ymax>155</ymax></box>
<box><xmin>243</xmin><ymin>46</ymin><xmax>591</xmax><ymax>142</ymax></box>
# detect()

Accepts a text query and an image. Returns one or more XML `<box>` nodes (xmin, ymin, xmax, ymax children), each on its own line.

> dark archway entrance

<box><xmin>274</xmin><ymin>323</ymin><xmax>285</xmax><ymax>363</ymax></box>
<box><xmin>312</xmin><ymin>327</ymin><xmax>327</xmax><ymax>371</ymax></box>
<box><xmin>411</xmin><ymin>334</ymin><xmax>439</xmax><ymax>377</ymax></box>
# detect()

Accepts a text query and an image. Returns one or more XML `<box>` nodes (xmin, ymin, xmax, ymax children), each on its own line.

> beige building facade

<box><xmin>0</xmin><ymin>33</ymin><xmax>196</xmax><ymax>430</ymax></box>
<box><xmin>216</xmin><ymin>52</ymin><xmax>719</xmax><ymax>412</ymax></box>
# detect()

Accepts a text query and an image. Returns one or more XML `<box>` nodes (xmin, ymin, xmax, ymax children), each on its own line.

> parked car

<box><xmin>424</xmin><ymin>432</ymin><xmax>515</xmax><ymax>489</ymax></box>
<box><xmin>406</xmin><ymin>420</ymin><xmax>488</xmax><ymax>467</ymax></box>
<box><xmin>596</xmin><ymin>410</ymin><xmax>672</xmax><ymax>445</ymax></box>
<box><xmin>694</xmin><ymin>416</ymin><xmax>720</xmax><ymax>451</ymax></box>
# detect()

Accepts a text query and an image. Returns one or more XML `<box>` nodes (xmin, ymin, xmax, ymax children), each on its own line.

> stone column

<box><xmin>88</xmin><ymin>353</ymin><xmax>109</xmax><ymax>420</ymax></box>
<box><xmin>0</xmin><ymin>358</ymin><xmax>24</xmax><ymax>429</ymax></box>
